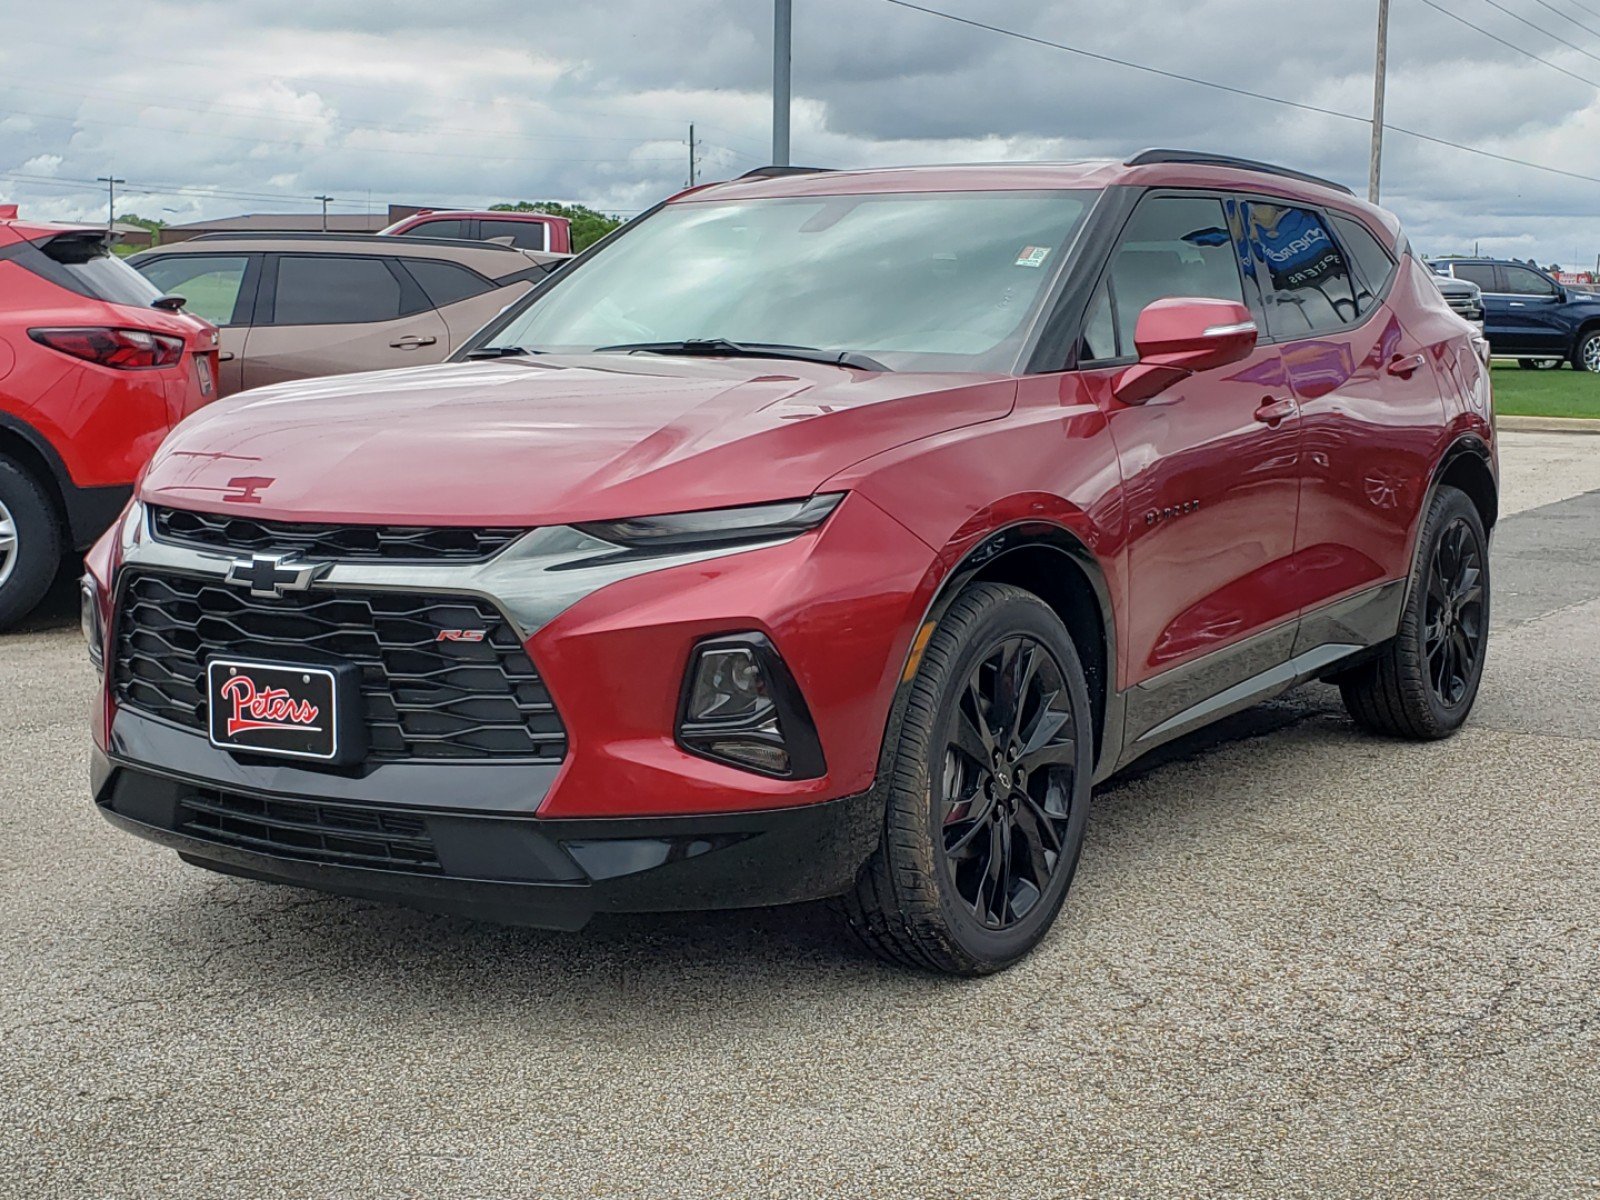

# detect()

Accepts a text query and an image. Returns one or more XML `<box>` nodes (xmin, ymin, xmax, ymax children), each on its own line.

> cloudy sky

<box><xmin>4</xmin><ymin>0</ymin><xmax>1600</xmax><ymax>265</ymax></box>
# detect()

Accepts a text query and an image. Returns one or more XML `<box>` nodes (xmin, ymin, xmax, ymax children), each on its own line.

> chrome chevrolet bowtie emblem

<box><xmin>224</xmin><ymin>552</ymin><xmax>331</xmax><ymax>599</ymax></box>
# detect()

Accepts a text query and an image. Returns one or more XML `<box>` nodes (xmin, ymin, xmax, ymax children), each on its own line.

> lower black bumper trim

<box><xmin>94</xmin><ymin>757</ymin><xmax>882</xmax><ymax>931</ymax></box>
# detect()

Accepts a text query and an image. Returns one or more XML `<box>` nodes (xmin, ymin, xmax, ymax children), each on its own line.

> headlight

<box><xmin>677</xmin><ymin>633</ymin><xmax>825</xmax><ymax>778</ymax></box>
<box><xmin>80</xmin><ymin>575</ymin><xmax>104</xmax><ymax>673</ymax></box>
<box><xmin>574</xmin><ymin>494</ymin><xmax>843</xmax><ymax>552</ymax></box>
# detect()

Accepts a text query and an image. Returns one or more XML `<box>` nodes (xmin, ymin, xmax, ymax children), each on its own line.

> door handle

<box><xmin>218</xmin><ymin>351</ymin><xmax>236</xmax><ymax>362</ymax></box>
<box><xmin>1254</xmin><ymin>396</ymin><xmax>1297</xmax><ymax>426</ymax></box>
<box><xmin>389</xmin><ymin>335</ymin><xmax>438</xmax><ymax>349</ymax></box>
<box><xmin>1509</xmin><ymin>302</ymin><xmax>1526</xmax><ymax>307</ymax></box>
<box><xmin>1386</xmin><ymin>353</ymin><xmax>1426</xmax><ymax>379</ymax></box>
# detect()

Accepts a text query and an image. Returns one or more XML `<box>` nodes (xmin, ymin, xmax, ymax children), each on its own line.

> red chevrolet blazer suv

<box><xmin>0</xmin><ymin>211</ymin><xmax>219</xmax><ymax>628</ymax></box>
<box><xmin>85</xmin><ymin>153</ymin><xmax>1496</xmax><ymax>974</ymax></box>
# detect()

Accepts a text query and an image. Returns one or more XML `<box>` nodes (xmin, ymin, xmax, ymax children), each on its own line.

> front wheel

<box><xmin>1339</xmin><ymin>485</ymin><xmax>1488</xmax><ymax>739</ymax></box>
<box><xmin>1574</xmin><ymin>331</ymin><xmax>1600</xmax><ymax>374</ymax></box>
<box><xmin>1518</xmin><ymin>357</ymin><xmax>1561</xmax><ymax>370</ymax></box>
<box><xmin>843</xmin><ymin>582</ymin><xmax>1094</xmax><ymax>975</ymax></box>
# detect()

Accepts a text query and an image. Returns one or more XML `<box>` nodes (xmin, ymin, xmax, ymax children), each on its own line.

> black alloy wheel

<box><xmin>1338</xmin><ymin>484</ymin><xmax>1490</xmax><ymax>740</ymax></box>
<box><xmin>844</xmin><ymin>582</ymin><xmax>1093</xmax><ymax>975</ymax></box>
<box><xmin>1423</xmin><ymin>516</ymin><xmax>1487</xmax><ymax>709</ymax></box>
<box><xmin>940</xmin><ymin>636</ymin><xmax>1076</xmax><ymax>930</ymax></box>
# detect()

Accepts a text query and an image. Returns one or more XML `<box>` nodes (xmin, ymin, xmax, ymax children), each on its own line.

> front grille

<box><xmin>1445</xmin><ymin>294</ymin><xmax>1483</xmax><ymax>321</ymax></box>
<box><xmin>113</xmin><ymin>572</ymin><xmax>567</xmax><ymax>762</ymax></box>
<box><xmin>178</xmin><ymin>788</ymin><xmax>442</xmax><ymax>873</ymax></box>
<box><xmin>151</xmin><ymin>506</ymin><xmax>525</xmax><ymax>562</ymax></box>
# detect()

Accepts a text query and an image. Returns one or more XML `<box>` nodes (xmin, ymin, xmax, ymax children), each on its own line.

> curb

<box><xmin>1496</xmin><ymin>415</ymin><xmax>1600</xmax><ymax>435</ymax></box>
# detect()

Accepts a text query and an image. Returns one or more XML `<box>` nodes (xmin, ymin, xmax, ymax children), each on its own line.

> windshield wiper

<box><xmin>464</xmin><ymin>344</ymin><xmax>540</xmax><ymax>360</ymax></box>
<box><xmin>591</xmin><ymin>338</ymin><xmax>888</xmax><ymax>372</ymax></box>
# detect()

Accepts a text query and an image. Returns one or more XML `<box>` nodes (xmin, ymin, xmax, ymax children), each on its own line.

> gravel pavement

<box><xmin>2</xmin><ymin>432</ymin><xmax>1598</xmax><ymax>1199</ymax></box>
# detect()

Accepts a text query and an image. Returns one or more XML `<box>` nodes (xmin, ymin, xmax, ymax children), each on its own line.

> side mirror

<box><xmin>1113</xmin><ymin>297</ymin><xmax>1258</xmax><ymax>405</ymax></box>
<box><xmin>151</xmin><ymin>294</ymin><xmax>187</xmax><ymax>312</ymax></box>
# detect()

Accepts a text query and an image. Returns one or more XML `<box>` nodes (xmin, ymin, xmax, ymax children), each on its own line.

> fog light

<box><xmin>80</xmin><ymin>576</ymin><xmax>104</xmax><ymax>673</ymax></box>
<box><xmin>677</xmin><ymin>634</ymin><xmax>826</xmax><ymax>779</ymax></box>
<box><xmin>687</xmin><ymin>646</ymin><xmax>773</xmax><ymax>724</ymax></box>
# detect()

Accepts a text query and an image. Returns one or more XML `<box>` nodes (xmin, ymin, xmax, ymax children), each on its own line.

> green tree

<box><xmin>490</xmin><ymin>201</ymin><xmax>623</xmax><ymax>252</ymax></box>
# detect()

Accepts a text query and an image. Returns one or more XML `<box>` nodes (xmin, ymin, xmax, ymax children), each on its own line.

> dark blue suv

<box><xmin>1430</xmin><ymin>258</ymin><xmax>1600</xmax><ymax>371</ymax></box>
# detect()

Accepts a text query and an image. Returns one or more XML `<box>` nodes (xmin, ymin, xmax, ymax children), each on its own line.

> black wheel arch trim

<box><xmin>1402</xmin><ymin>433</ymin><xmax>1497</xmax><ymax>610</ymax></box>
<box><xmin>0</xmin><ymin>409</ymin><xmax>132</xmax><ymax>550</ymax></box>
<box><xmin>887</xmin><ymin>519</ymin><xmax>1121</xmax><ymax>779</ymax></box>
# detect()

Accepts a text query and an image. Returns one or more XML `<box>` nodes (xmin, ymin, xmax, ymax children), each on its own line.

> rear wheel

<box><xmin>1339</xmin><ymin>485</ymin><xmax>1488</xmax><ymax>739</ymax></box>
<box><xmin>843</xmin><ymin>582</ymin><xmax>1093</xmax><ymax>975</ymax></box>
<box><xmin>1574</xmin><ymin>331</ymin><xmax>1600</xmax><ymax>374</ymax></box>
<box><xmin>0</xmin><ymin>455</ymin><xmax>63</xmax><ymax>631</ymax></box>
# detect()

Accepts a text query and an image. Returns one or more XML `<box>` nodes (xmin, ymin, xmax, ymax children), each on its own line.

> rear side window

<box><xmin>1452</xmin><ymin>262</ymin><xmax>1498</xmax><ymax>291</ymax></box>
<box><xmin>1246</xmin><ymin>203</ymin><xmax>1358</xmax><ymax>336</ymax></box>
<box><xmin>1329</xmin><ymin>213</ymin><xmax>1396</xmax><ymax>314</ymax></box>
<box><xmin>1502</xmin><ymin>265</ymin><xmax>1560</xmax><ymax>297</ymax></box>
<box><xmin>34</xmin><ymin>234</ymin><xmax>164</xmax><ymax>307</ymax></box>
<box><xmin>136</xmin><ymin>255</ymin><xmax>249</xmax><ymax>325</ymax></box>
<box><xmin>271</xmin><ymin>255</ymin><xmax>402</xmax><ymax>325</ymax></box>
<box><xmin>404</xmin><ymin>219</ymin><xmax>466</xmax><ymax>241</ymax></box>
<box><xmin>480</xmin><ymin>219</ymin><xmax>546</xmax><ymax>251</ymax></box>
<box><xmin>403</xmin><ymin>259</ymin><xmax>495</xmax><ymax>308</ymax></box>
<box><xmin>1081</xmin><ymin>195</ymin><xmax>1244</xmax><ymax>362</ymax></box>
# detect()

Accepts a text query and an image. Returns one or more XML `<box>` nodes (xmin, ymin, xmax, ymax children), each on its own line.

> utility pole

<box><xmin>96</xmin><ymin>176</ymin><xmax>124</xmax><ymax>232</ymax></box>
<box><xmin>1368</xmin><ymin>0</ymin><xmax>1390</xmax><ymax>204</ymax></box>
<box><xmin>688</xmin><ymin>123</ymin><xmax>697</xmax><ymax>187</ymax></box>
<box><xmin>314</xmin><ymin>194</ymin><xmax>334</xmax><ymax>231</ymax></box>
<box><xmin>773</xmin><ymin>0</ymin><xmax>792</xmax><ymax>166</ymax></box>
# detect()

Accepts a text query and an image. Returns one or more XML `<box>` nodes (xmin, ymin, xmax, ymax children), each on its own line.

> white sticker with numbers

<box><xmin>1014</xmin><ymin>245</ymin><xmax>1051</xmax><ymax>268</ymax></box>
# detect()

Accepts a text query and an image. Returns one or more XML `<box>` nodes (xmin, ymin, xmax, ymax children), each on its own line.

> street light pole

<box><xmin>773</xmin><ymin>0</ymin><xmax>792</xmax><ymax>166</ymax></box>
<box><xmin>96</xmin><ymin>176</ymin><xmax>124</xmax><ymax>233</ymax></box>
<box><xmin>314</xmin><ymin>194</ymin><xmax>334</xmax><ymax>232</ymax></box>
<box><xmin>1369</xmin><ymin>0</ymin><xmax>1390</xmax><ymax>205</ymax></box>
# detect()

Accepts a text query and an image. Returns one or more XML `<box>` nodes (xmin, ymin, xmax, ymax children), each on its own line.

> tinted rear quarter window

<box><xmin>480</xmin><ymin>219</ymin><xmax>546</xmax><ymax>251</ymax></box>
<box><xmin>1247</xmin><ymin>203</ymin><xmax>1357</xmax><ymax>336</ymax></box>
<box><xmin>403</xmin><ymin>259</ymin><xmax>495</xmax><ymax>308</ymax></box>
<box><xmin>272</xmin><ymin>255</ymin><xmax>402</xmax><ymax>324</ymax></box>
<box><xmin>1328</xmin><ymin>213</ymin><xmax>1396</xmax><ymax>313</ymax></box>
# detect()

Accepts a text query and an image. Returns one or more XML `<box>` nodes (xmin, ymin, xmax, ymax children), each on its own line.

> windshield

<box><xmin>479</xmin><ymin>189</ymin><xmax>1097</xmax><ymax>372</ymax></box>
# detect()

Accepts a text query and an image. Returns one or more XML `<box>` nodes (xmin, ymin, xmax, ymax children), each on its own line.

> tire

<box><xmin>0</xmin><ymin>455</ymin><xmax>63</xmax><ymax>632</ymax></box>
<box><xmin>1573</xmin><ymin>330</ymin><xmax>1600</xmax><ymax>374</ymax></box>
<box><xmin>1518</xmin><ymin>357</ymin><xmax>1560</xmax><ymax>370</ymax></box>
<box><xmin>842</xmin><ymin>582</ymin><xmax>1094</xmax><ymax>975</ymax></box>
<box><xmin>1339</xmin><ymin>485</ymin><xmax>1488</xmax><ymax>740</ymax></box>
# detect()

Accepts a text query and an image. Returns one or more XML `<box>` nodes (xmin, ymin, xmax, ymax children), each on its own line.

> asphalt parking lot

<box><xmin>3</xmin><ymin>431</ymin><xmax>1598</xmax><ymax>1199</ymax></box>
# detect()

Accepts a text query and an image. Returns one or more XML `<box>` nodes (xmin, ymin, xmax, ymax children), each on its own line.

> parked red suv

<box><xmin>86</xmin><ymin>153</ymin><xmax>1495</xmax><ymax>974</ymax></box>
<box><xmin>0</xmin><ymin>209</ymin><xmax>219</xmax><ymax>628</ymax></box>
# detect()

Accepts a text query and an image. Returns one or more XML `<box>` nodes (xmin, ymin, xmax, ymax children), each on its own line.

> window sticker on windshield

<box><xmin>1014</xmin><ymin>245</ymin><xmax>1051</xmax><ymax>268</ymax></box>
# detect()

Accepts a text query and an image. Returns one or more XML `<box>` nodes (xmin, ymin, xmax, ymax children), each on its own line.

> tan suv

<box><xmin>129</xmin><ymin>233</ymin><xmax>563</xmax><ymax>395</ymax></box>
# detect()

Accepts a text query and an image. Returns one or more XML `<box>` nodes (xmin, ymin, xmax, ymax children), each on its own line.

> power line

<box><xmin>1526</xmin><ymin>0</ymin><xmax>1600</xmax><ymax>39</ymax></box>
<box><xmin>880</xmin><ymin>0</ymin><xmax>1600</xmax><ymax>188</ymax></box>
<box><xmin>1416</xmin><ymin>0</ymin><xmax>1600</xmax><ymax>86</ymax></box>
<box><xmin>1474</xmin><ymin>0</ymin><xmax>1600</xmax><ymax>66</ymax></box>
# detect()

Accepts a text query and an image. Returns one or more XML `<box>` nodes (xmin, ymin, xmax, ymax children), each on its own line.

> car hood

<box><xmin>138</xmin><ymin>356</ymin><xmax>1015</xmax><ymax>525</ymax></box>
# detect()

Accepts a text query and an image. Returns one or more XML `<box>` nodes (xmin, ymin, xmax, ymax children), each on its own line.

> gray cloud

<box><xmin>3</xmin><ymin>0</ymin><xmax>1600</xmax><ymax>264</ymax></box>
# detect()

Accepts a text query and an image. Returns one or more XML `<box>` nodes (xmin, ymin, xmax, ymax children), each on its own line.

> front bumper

<box><xmin>93</xmin><ymin>746</ymin><xmax>882</xmax><ymax>929</ymax></box>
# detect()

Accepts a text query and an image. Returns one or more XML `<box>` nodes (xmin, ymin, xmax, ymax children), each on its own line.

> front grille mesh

<box><xmin>178</xmin><ymin>788</ymin><xmax>442</xmax><ymax>873</ymax></box>
<box><xmin>151</xmin><ymin>506</ymin><xmax>524</xmax><ymax>562</ymax></box>
<box><xmin>113</xmin><ymin>572</ymin><xmax>567</xmax><ymax>762</ymax></box>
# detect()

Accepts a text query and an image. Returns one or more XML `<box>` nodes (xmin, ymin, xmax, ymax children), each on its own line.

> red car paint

<box><xmin>379</xmin><ymin>210</ymin><xmax>573</xmax><ymax>254</ymax></box>
<box><xmin>85</xmin><ymin>157</ymin><xmax>1495</xmax><ymax>930</ymax></box>
<box><xmin>0</xmin><ymin>213</ymin><xmax>219</xmax><ymax>548</ymax></box>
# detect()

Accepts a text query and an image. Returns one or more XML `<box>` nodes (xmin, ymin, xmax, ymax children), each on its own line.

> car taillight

<box><xmin>28</xmin><ymin>327</ymin><xmax>186</xmax><ymax>370</ymax></box>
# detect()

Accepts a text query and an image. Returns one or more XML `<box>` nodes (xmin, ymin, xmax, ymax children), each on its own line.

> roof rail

<box><xmin>183</xmin><ymin>230</ymin><xmax>525</xmax><ymax>252</ymax></box>
<box><xmin>1125</xmin><ymin>149</ymin><xmax>1356</xmax><ymax>197</ymax></box>
<box><xmin>737</xmin><ymin>165</ymin><xmax>833</xmax><ymax>180</ymax></box>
